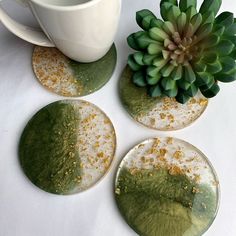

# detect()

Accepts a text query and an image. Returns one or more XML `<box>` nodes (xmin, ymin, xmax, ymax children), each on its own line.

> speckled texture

<box><xmin>115</xmin><ymin>137</ymin><xmax>219</xmax><ymax>236</ymax></box>
<box><xmin>119</xmin><ymin>66</ymin><xmax>208</xmax><ymax>130</ymax></box>
<box><xmin>32</xmin><ymin>45</ymin><xmax>117</xmax><ymax>97</ymax></box>
<box><xmin>19</xmin><ymin>100</ymin><xmax>116</xmax><ymax>195</ymax></box>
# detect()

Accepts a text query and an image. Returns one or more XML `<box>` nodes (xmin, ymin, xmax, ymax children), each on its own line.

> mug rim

<box><xmin>31</xmin><ymin>0</ymin><xmax>103</xmax><ymax>10</ymax></box>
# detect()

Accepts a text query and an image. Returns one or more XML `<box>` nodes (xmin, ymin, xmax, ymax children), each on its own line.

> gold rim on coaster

<box><xmin>32</xmin><ymin>45</ymin><xmax>117</xmax><ymax>97</ymax></box>
<box><xmin>115</xmin><ymin>137</ymin><xmax>220</xmax><ymax>236</ymax></box>
<box><xmin>19</xmin><ymin>100</ymin><xmax>116</xmax><ymax>195</ymax></box>
<box><xmin>119</xmin><ymin>66</ymin><xmax>208</xmax><ymax>131</ymax></box>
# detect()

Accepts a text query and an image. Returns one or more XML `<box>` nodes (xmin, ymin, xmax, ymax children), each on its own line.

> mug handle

<box><xmin>0</xmin><ymin>4</ymin><xmax>54</xmax><ymax>47</ymax></box>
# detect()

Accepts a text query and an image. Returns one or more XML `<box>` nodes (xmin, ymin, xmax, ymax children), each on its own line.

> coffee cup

<box><xmin>0</xmin><ymin>0</ymin><xmax>121</xmax><ymax>62</ymax></box>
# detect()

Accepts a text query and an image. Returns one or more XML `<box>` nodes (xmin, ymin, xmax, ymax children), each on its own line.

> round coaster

<box><xmin>119</xmin><ymin>66</ymin><xmax>208</xmax><ymax>131</ymax></box>
<box><xmin>32</xmin><ymin>44</ymin><xmax>117</xmax><ymax>97</ymax></box>
<box><xmin>19</xmin><ymin>100</ymin><xmax>116</xmax><ymax>195</ymax></box>
<box><xmin>115</xmin><ymin>137</ymin><xmax>219</xmax><ymax>236</ymax></box>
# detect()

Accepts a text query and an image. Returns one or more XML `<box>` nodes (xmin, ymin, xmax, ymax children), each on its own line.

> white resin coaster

<box><xmin>115</xmin><ymin>137</ymin><xmax>219</xmax><ymax>236</ymax></box>
<box><xmin>19</xmin><ymin>100</ymin><xmax>116</xmax><ymax>195</ymax></box>
<box><xmin>120</xmin><ymin>66</ymin><xmax>208</xmax><ymax>131</ymax></box>
<box><xmin>32</xmin><ymin>45</ymin><xmax>117</xmax><ymax>97</ymax></box>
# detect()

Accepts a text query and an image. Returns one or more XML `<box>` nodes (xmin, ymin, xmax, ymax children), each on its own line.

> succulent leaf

<box><xmin>148</xmin><ymin>84</ymin><xmax>162</xmax><ymax>97</ymax></box>
<box><xmin>185</xmin><ymin>6</ymin><xmax>197</xmax><ymax>22</ymax></box>
<box><xmin>225</xmin><ymin>23</ymin><xmax>236</xmax><ymax>36</ymax></box>
<box><xmin>136</xmin><ymin>10</ymin><xmax>157</xmax><ymax>30</ymax></box>
<box><xmin>200</xmin><ymin>83</ymin><xmax>220</xmax><ymax>98</ymax></box>
<box><xmin>226</xmin><ymin>67</ymin><xmax>236</xmax><ymax>76</ymax></box>
<box><xmin>179</xmin><ymin>0</ymin><xmax>196</xmax><ymax>12</ymax></box>
<box><xmin>127</xmin><ymin>33</ymin><xmax>141</xmax><ymax>50</ymax></box>
<box><xmin>201</xmin><ymin>11</ymin><xmax>215</xmax><ymax>25</ymax></box>
<box><xmin>160</xmin><ymin>2</ymin><xmax>174</xmax><ymax>21</ymax></box>
<box><xmin>186</xmin><ymin>83</ymin><xmax>198</xmax><ymax>97</ymax></box>
<box><xmin>128</xmin><ymin>55</ymin><xmax>142</xmax><ymax>71</ymax></box>
<box><xmin>161</xmin><ymin>64</ymin><xmax>175</xmax><ymax>77</ymax></box>
<box><xmin>162</xmin><ymin>21</ymin><xmax>176</xmax><ymax>35</ymax></box>
<box><xmin>162</xmin><ymin>50</ymin><xmax>170</xmax><ymax>59</ymax></box>
<box><xmin>147</xmin><ymin>66</ymin><xmax>160</xmax><ymax>77</ymax></box>
<box><xmin>199</xmin><ymin>0</ymin><xmax>222</xmax><ymax>17</ymax></box>
<box><xmin>185</xmin><ymin>23</ymin><xmax>194</xmax><ymax>38</ymax></box>
<box><xmin>171</xmin><ymin>65</ymin><xmax>183</xmax><ymax>80</ymax></box>
<box><xmin>184</xmin><ymin>64</ymin><xmax>196</xmax><ymax>83</ymax></box>
<box><xmin>166</xmin><ymin>5</ymin><xmax>181</xmax><ymax>23</ymax></box>
<box><xmin>177</xmin><ymin>79</ymin><xmax>191</xmax><ymax>90</ymax></box>
<box><xmin>160</xmin><ymin>0</ymin><xmax>178</xmax><ymax>6</ymax></box>
<box><xmin>153</xmin><ymin>57</ymin><xmax>168</xmax><ymax>68</ymax></box>
<box><xmin>230</xmin><ymin>49</ymin><xmax>236</xmax><ymax>60</ymax></box>
<box><xmin>196</xmin><ymin>72</ymin><xmax>214</xmax><ymax>86</ymax></box>
<box><xmin>150</xmin><ymin>19</ymin><xmax>164</xmax><ymax>28</ymax></box>
<box><xmin>200</xmin><ymin>76</ymin><xmax>215</xmax><ymax>91</ymax></box>
<box><xmin>212</xmin><ymin>39</ymin><xmax>234</xmax><ymax>55</ymax></box>
<box><xmin>164</xmin><ymin>86</ymin><xmax>178</xmax><ymax>97</ymax></box>
<box><xmin>149</xmin><ymin>27</ymin><xmax>170</xmax><ymax>41</ymax></box>
<box><xmin>147</xmin><ymin>74</ymin><xmax>162</xmax><ymax>85</ymax></box>
<box><xmin>226</xmin><ymin>36</ymin><xmax>236</xmax><ymax>46</ymax></box>
<box><xmin>193</xmin><ymin>62</ymin><xmax>207</xmax><ymax>73</ymax></box>
<box><xmin>135</xmin><ymin>32</ymin><xmax>158</xmax><ymax>49</ymax></box>
<box><xmin>215</xmin><ymin>12</ymin><xmax>234</xmax><ymax>28</ymax></box>
<box><xmin>215</xmin><ymin>72</ymin><xmax>236</xmax><ymax>83</ymax></box>
<box><xmin>161</xmin><ymin>78</ymin><xmax>176</xmax><ymax>90</ymax></box>
<box><xmin>220</xmin><ymin>56</ymin><xmax>236</xmax><ymax>73</ymax></box>
<box><xmin>201</xmin><ymin>34</ymin><xmax>220</xmax><ymax>48</ymax></box>
<box><xmin>147</xmin><ymin>43</ymin><xmax>163</xmax><ymax>55</ymax></box>
<box><xmin>203</xmin><ymin>52</ymin><xmax>218</xmax><ymax>63</ymax></box>
<box><xmin>177</xmin><ymin>13</ymin><xmax>187</xmax><ymax>35</ymax></box>
<box><xmin>141</xmin><ymin>15</ymin><xmax>158</xmax><ymax>31</ymax></box>
<box><xmin>132</xmin><ymin>71</ymin><xmax>147</xmax><ymax>87</ymax></box>
<box><xmin>143</xmin><ymin>54</ymin><xmax>157</xmax><ymax>65</ymax></box>
<box><xmin>207</xmin><ymin>60</ymin><xmax>222</xmax><ymax>74</ymax></box>
<box><xmin>213</xmin><ymin>24</ymin><xmax>225</xmax><ymax>36</ymax></box>
<box><xmin>190</xmin><ymin>13</ymin><xmax>203</xmax><ymax>35</ymax></box>
<box><xmin>133</xmin><ymin>52</ymin><xmax>145</xmax><ymax>66</ymax></box>
<box><xmin>160</xmin><ymin>0</ymin><xmax>178</xmax><ymax>20</ymax></box>
<box><xmin>195</xmin><ymin>23</ymin><xmax>213</xmax><ymax>42</ymax></box>
<box><xmin>176</xmin><ymin>92</ymin><xmax>191</xmax><ymax>104</ymax></box>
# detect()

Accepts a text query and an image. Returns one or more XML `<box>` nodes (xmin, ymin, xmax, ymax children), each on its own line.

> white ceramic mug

<box><xmin>0</xmin><ymin>0</ymin><xmax>121</xmax><ymax>62</ymax></box>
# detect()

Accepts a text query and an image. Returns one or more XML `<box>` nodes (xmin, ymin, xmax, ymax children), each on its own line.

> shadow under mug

<box><xmin>0</xmin><ymin>0</ymin><xmax>121</xmax><ymax>62</ymax></box>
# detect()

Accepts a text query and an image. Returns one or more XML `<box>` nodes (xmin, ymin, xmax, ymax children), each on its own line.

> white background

<box><xmin>0</xmin><ymin>0</ymin><xmax>236</xmax><ymax>235</ymax></box>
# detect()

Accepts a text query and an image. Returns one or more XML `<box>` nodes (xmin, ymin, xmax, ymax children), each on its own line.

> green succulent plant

<box><xmin>127</xmin><ymin>0</ymin><xmax>236</xmax><ymax>103</ymax></box>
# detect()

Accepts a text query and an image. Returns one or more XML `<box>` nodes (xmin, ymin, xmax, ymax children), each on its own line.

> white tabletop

<box><xmin>0</xmin><ymin>0</ymin><xmax>236</xmax><ymax>235</ymax></box>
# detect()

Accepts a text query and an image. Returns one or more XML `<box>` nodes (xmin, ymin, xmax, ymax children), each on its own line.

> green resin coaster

<box><xmin>115</xmin><ymin>137</ymin><xmax>219</xmax><ymax>236</ymax></box>
<box><xmin>32</xmin><ymin>45</ymin><xmax>117</xmax><ymax>97</ymax></box>
<box><xmin>119</xmin><ymin>66</ymin><xmax>208</xmax><ymax>131</ymax></box>
<box><xmin>19</xmin><ymin>100</ymin><xmax>116</xmax><ymax>195</ymax></box>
